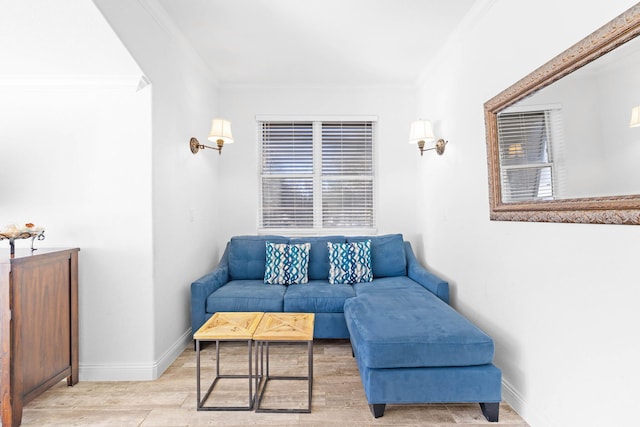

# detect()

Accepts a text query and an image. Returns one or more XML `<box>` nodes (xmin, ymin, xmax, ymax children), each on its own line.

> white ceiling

<box><xmin>155</xmin><ymin>0</ymin><xmax>476</xmax><ymax>87</ymax></box>
<box><xmin>0</xmin><ymin>0</ymin><xmax>141</xmax><ymax>77</ymax></box>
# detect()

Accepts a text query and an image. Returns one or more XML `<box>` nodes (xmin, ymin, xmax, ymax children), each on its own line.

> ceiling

<box><xmin>155</xmin><ymin>0</ymin><xmax>476</xmax><ymax>87</ymax></box>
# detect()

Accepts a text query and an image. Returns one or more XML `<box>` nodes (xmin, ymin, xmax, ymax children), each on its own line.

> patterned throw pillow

<box><xmin>264</xmin><ymin>242</ymin><xmax>311</xmax><ymax>285</ymax></box>
<box><xmin>327</xmin><ymin>240</ymin><xmax>372</xmax><ymax>285</ymax></box>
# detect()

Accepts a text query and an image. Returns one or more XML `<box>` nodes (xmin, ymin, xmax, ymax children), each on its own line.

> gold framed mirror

<box><xmin>484</xmin><ymin>4</ymin><xmax>640</xmax><ymax>224</ymax></box>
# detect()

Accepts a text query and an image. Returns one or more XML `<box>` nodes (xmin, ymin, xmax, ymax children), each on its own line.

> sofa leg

<box><xmin>369</xmin><ymin>403</ymin><xmax>385</xmax><ymax>418</ymax></box>
<box><xmin>480</xmin><ymin>402</ymin><xmax>499</xmax><ymax>422</ymax></box>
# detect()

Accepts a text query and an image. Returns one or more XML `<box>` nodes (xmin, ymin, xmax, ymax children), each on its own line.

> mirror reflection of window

<box><xmin>497</xmin><ymin>107</ymin><xmax>564</xmax><ymax>202</ymax></box>
<box><xmin>483</xmin><ymin>4</ymin><xmax>640</xmax><ymax>224</ymax></box>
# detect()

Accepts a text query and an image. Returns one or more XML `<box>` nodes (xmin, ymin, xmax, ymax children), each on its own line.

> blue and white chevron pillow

<box><xmin>327</xmin><ymin>240</ymin><xmax>372</xmax><ymax>285</ymax></box>
<box><xmin>264</xmin><ymin>242</ymin><xmax>310</xmax><ymax>285</ymax></box>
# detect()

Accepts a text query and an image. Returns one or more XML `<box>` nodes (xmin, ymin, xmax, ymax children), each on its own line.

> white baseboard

<box><xmin>153</xmin><ymin>328</ymin><xmax>193</xmax><ymax>379</ymax></box>
<box><xmin>79</xmin><ymin>328</ymin><xmax>192</xmax><ymax>381</ymax></box>
<box><xmin>502</xmin><ymin>378</ymin><xmax>525</xmax><ymax>415</ymax></box>
<box><xmin>503</xmin><ymin>377</ymin><xmax>550</xmax><ymax>427</ymax></box>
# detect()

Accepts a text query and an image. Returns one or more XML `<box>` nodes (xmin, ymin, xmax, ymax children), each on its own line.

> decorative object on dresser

<box><xmin>0</xmin><ymin>248</ymin><xmax>79</xmax><ymax>427</ymax></box>
<box><xmin>0</xmin><ymin>224</ymin><xmax>45</xmax><ymax>256</ymax></box>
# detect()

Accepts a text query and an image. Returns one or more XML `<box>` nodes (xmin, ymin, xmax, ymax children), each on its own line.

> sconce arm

<box><xmin>418</xmin><ymin>139</ymin><xmax>447</xmax><ymax>156</ymax></box>
<box><xmin>190</xmin><ymin>137</ymin><xmax>224</xmax><ymax>155</ymax></box>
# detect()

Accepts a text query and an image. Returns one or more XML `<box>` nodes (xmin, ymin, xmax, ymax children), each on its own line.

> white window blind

<box><xmin>322</xmin><ymin>121</ymin><xmax>374</xmax><ymax>228</ymax></box>
<box><xmin>497</xmin><ymin>108</ymin><xmax>561</xmax><ymax>202</ymax></box>
<box><xmin>261</xmin><ymin>122</ymin><xmax>314</xmax><ymax>228</ymax></box>
<box><xmin>259</xmin><ymin>119</ymin><xmax>375</xmax><ymax>232</ymax></box>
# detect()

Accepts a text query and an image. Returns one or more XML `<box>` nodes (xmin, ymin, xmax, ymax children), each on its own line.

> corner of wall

<box><xmin>79</xmin><ymin>328</ymin><xmax>192</xmax><ymax>381</ymax></box>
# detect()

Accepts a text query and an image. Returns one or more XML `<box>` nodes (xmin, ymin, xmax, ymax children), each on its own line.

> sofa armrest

<box><xmin>404</xmin><ymin>242</ymin><xmax>450</xmax><ymax>304</ymax></box>
<box><xmin>190</xmin><ymin>243</ymin><xmax>230</xmax><ymax>334</ymax></box>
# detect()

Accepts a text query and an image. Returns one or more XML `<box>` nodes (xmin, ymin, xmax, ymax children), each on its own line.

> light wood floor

<box><xmin>22</xmin><ymin>340</ymin><xmax>529</xmax><ymax>426</ymax></box>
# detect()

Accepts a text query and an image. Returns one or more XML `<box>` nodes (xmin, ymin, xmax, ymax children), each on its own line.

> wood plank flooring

<box><xmin>21</xmin><ymin>339</ymin><xmax>529</xmax><ymax>426</ymax></box>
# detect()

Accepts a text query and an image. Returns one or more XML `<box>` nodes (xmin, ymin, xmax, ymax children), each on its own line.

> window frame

<box><xmin>257</xmin><ymin>115</ymin><xmax>377</xmax><ymax>236</ymax></box>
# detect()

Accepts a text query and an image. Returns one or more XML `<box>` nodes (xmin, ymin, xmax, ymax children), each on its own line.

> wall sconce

<box><xmin>630</xmin><ymin>106</ymin><xmax>640</xmax><ymax>128</ymax></box>
<box><xmin>190</xmin><ymin>118</ymin><xmax>234</xmax><ymax>155</ymax></box>
<box><xmin>409</xmin><ymin>119</ymin><xmax>447</xmax><ymax>156</ymax></box>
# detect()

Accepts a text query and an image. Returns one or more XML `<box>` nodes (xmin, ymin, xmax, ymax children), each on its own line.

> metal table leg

<box><xmin>196</xmin><ymin>339</ymin><xmax>255</xmax><ymax>411</ymax></box>
<box><xmin>254</xmin><ymin>340</ymin><xmax>313</xmax><ymax>413</ymax></box>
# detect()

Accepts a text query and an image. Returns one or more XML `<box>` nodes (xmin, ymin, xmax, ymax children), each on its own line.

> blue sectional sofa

<box><xmin>190</xmin><ymin>234</ymin><xmax>501</xmax><ymax>421</ymax></box>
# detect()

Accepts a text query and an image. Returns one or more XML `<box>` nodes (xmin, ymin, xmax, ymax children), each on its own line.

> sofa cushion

<box><xmin>290</xmin><ymin>236</ymin><xmax>346</xmax><ymax>280</ymax></box>
<box><xmin>344</xmin><ymin>292</ymin><xmax>495</xmax><ymax>369</ymax></box>
<box><xmin>328</xmin><ymin>240</ymin><xmax>372</xmax><ymax>284</ymax></box>
<box><xmin>348</xmin><ymin>234</ymin><xmax>406</xmax><ymax>278</ymax></box>
<box><xmin>228</xmin><ymin>235</ymin><xmax>288</xmax><ymax>280</ymax></box>
<box><xmin>206</xmin><ymin>280</ymin><xmax>286</xmax><ymax>313</ymax></box>
<box><xmin>353</xmin><ymin>276</ymin><xmax>431</xmax><ymax>297</ymax></box>
<box><xmin>264</xmin><ymin>242</ymin><xmax>310</xmax><ymax>285</ymax></box>
<box><xmin>284</xmin><ymin>280</ymin><xmax>356</xmax><ymax>313</ymax></box>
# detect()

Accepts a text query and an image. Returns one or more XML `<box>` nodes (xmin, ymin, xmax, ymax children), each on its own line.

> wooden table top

<box><xmin>194</xmin><ymin>312</ymin><xmax>264</xmax><ymax>340</ymax></box>
<box><xmin>253</xmin><ymin>313</ymin><xmax>315</xmax><ymax>342</ymax></box>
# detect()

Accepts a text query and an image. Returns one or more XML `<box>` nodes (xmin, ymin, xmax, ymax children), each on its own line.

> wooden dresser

<box><xmin>0</xmin><ymin>248</ymin><xmax>79</xmax><ymax>427</ymax></box>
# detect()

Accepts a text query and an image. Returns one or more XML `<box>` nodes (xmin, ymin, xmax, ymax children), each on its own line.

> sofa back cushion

<box><xmin>227</xmin><ymin>234</ymin><xmax>406</xmax><ymax>281</ymax></box>
<box><xmin>290</xmin><ymin>236</ymin><xmax>346</xmax><ymax>280</ymax></box>
<box><xmin>348</xmin><ymin>233</ymin><xmax>406</xmax><ymax>278</ymax></box>
<box><xmin>228</xmin><ymin>235</ymin><xmax>288</xmax><ymax>280</ymax></box>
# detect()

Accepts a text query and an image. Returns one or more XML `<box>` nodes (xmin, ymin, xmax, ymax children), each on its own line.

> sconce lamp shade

<box><xmin>208</xmin><ymin>118</ymin><xmax>234</xmax><ymax>144</ymax></box>
<box><xmin>630</xmin><ymin>106</ymin><xmax>640</xmax><ymax>128</ymax></box>
<box><xmin>409</xmin><ymin>120</ymin><xmax>435</xmax><ymax>144</ymax></box>
<box><xmin>409</xmin><ymin>119</ymin><xmax>447</xmax><ymax>156</ymax></box>
<box><xmin>189</xmin><ymin>118</ymin><xmax>234</xmax><ymax>155</ymax></box>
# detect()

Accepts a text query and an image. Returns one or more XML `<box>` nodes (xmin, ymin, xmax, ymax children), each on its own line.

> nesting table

<box><xmin>194</xmin><ymin>312</ymin><xmax>263</xmax><ymax>411</ymax></box>
<box><xmin>194</xmin><ymin>312</ymin><xmax>314</xmax><ymax>413</ymax></box>
<box><xmin>253</xmin><ymin>312</ymin><xmax>315</xmax><ymax>413</ymax></box>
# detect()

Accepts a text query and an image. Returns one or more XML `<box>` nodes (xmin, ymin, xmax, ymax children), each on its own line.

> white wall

<box><xmin>0</xmin><ymin>1</ymin><xmax>154</xmax><ymax>379</ymax></box>
<box><xmin>93</xmin><ymin>0</ymin><xmax>224</xmax><ymax>377</ymax></box>
<box><xmin>1</xmin><ymin>0</ymin><xmax>225</xmax><ymax>381</ymax></box>
<box><xmin>0</xmin><ymin>82</ymin><xmax>154</xmax><ymax>378</ymax></box>
<box><xmin>215</xmin><ymin>85</ymin><xmax>421</xmax><ymax>255</ymax></box>
<box><xmin>416</xmin><ymin>1</ymin><xmax>640</xmax><ymax>426</ymax></box>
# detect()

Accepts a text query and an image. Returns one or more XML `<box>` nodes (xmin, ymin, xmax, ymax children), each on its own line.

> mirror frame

<box><xmin>484</xmin><ymin>5</ymin><xmax>640</xmax><ymax>225</ymax></box>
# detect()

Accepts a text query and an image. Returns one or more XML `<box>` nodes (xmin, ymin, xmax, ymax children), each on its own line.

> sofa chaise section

<box><xmin>344</xmin><ymin>291</ymin><xmax>502</xmax><ymax>421</ymax></box>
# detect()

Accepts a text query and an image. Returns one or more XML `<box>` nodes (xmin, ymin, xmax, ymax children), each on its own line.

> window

<box><xmin>258</xmin><ymin>117</ymin><xmax>376</xmax><ymax>233</ymax></box>
<box><xmin>497</xmin><ymin>107</ymin><xmax>562</xmax><ymax>202</ymax></box>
